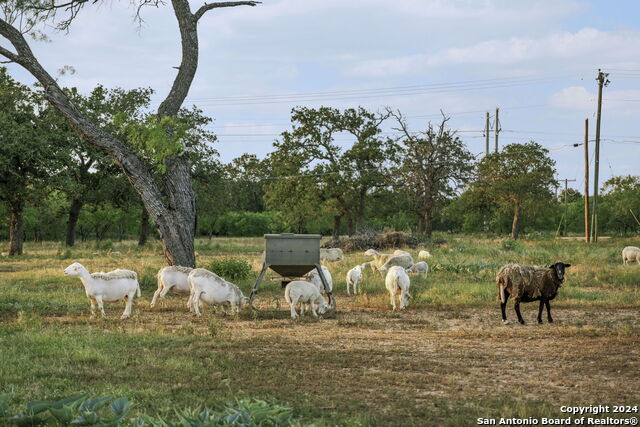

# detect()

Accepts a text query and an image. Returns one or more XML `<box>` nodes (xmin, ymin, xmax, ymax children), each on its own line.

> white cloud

<box><xmin>346</xmin><ymin>28</ymin><xmax>640</xmax><ymax>78</ymax></box>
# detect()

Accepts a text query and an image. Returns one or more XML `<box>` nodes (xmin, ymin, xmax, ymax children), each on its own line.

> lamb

<box><xmin>393</xmin><ymin>249</ymin><xmax>411</xmax><ymax>257</ymax></box>
<box><xmin>320</xmin><ymin>248</ymin><xmax>344</xmax><ymax>262</ymax></box>
<box><xmin>63</xmin><ymin>262</ymin><xmax>140</xmax><ymax>319</ymax></box>
<box><xmin>385</xmin><ymin>266</ymin><xmax>411</xmax><ymax>310</ymax></box>
<box><xmin>496</xmin><ymin>262</ymin><xmax>571</xmax><ymax>325</ymax></box>
<box><xmin>284</xmin><ymin>280</ymin><xmax>329</xmax><ymax>319</ymax></box>
<box><xmin>406</xmin><ymin>261</ymin><xmax>429</xmax><ymax>277</ymax></box>
<box><xmin>622</xmin><ymin>246</ymin><xmax>640</xmax><ymax>265</ymax></box>
<box><xmin>379</xmin><ymin>255</ymin><xmax>414</xmax><ymax>272</ymax></box>
<box><xmin>188</xmin><ymin>268</ymin><xmax>246</xmax><ymax>316</ymax></box>
<box><xmin>150</xmin><ymin>266</ymin><xmax>193</xmax><ymax>308</ymax></box>
<box><xmin>364</xmin><ymin>249</ymin><xmax>393</xmax><ymax>271</ymax></box>
<box><xmin>306</xmin><ymin>265</ymin><xmax>333</xmax><ymax>294</ymax></box>
<box><xmin>418</xmin><ymin>250</ymin><xmax>431</xmax><ymax>260</ymax></box>
<box><xmin>345</xmin><ymin>264</ymin><xmax>364</xmax><ymax>295</ymax></box>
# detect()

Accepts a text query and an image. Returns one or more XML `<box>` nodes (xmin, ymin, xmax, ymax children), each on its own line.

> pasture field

<box><xmin>1</xmin><ymin>234</ymin><xmax>639</xmax><ymax>425</ymax></box>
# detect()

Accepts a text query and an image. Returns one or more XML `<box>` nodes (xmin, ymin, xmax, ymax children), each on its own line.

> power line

<box><xmin>175</xmin><ymin>76</ymin><xmax>563</xmax><ymax>106</ymax></box>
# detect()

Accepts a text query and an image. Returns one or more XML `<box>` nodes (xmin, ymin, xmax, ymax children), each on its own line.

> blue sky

<box><xmin>3</xmin><ymin>0</ymin><xmax>639</xmax><ymax>191</ymax></box>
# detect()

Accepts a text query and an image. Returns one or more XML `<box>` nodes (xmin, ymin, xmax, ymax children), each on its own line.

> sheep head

<box><xmin>548</xmin><ymin>262</ymin><xmax>571</xmax><ymax>281</ymax></box>
<box><xmin>316</xmin><ymin>298</ymin><xmax>330</xmax><ymax>315</ymax></box>
<box><xmin>63</xmin><ymin>262</ymin><xmax>85</xmax><ymax>276</ymax></box>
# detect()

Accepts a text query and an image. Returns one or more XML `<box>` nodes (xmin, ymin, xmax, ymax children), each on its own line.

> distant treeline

<box><xmin>1</xmin><ymin>69</ymin><xmax>638</xmax><ymax>249</ymax></box>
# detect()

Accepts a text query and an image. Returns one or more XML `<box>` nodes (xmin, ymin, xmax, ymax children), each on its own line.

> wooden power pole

<box><xmin>485</xmin><ymin>112</ymin><xmax>490</xmax><ymax>156</ymax></box>
<box><xmin>591</xmin><ymin>69</ymin><xmax>610</xmax><ymax>243</ymax></box>
<box><xmin>494</xmin><ymin>107</ymin><xmax>500</xmax><ymax>153</ymax></box>
<box><xmin>584</xmin><ymin>118</ymin><xmax>590</xmax><ymax>242</ymax></box>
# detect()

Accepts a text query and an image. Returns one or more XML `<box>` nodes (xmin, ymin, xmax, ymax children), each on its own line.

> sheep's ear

<box><xmin>564</xmin><ymin>263</ymin><xmax>571</xmax><ymax>268</ymax></box>
<box><xmin>547</xmin><ymin>265</ymin><xmax>555</xmax><ymax>269</ymax></box>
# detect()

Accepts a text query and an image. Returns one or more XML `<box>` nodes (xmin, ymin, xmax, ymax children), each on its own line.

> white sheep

<box><xmin>418</xmin><ymin>250</ymin><xmax>432</xmax><ymax>260</ymax></box>
<box><xmin>393</xmin><ymin>249</ymin><xmax>413</xmax><ymax>258</ymax></box>
<box><xmin>150</xmin><ymin>266</ymin><xmax>193</xmax><ymax>308</ymax></box>
<box><xmin>379</xmin><ymin>255</ymin><xmax>414</xmax><ymax>272</ymax></box>
<box><xmin>188</xmin><ymin>268</ymin><xmax>246</xmax><ymax>316</ymax></box>
<box><xmin>406</xmin><ymin>261</ymin><xmax>429</xmax><ymax>277</ymax></box>
<box><xmin>63</xmin><ymin>262</ymin><xmax>140</xmax><ymax>319</ymax></box>
<box><xmin>306</xmin><ymin>265</ymin><xmax>333</xmax><ymax>294</ymax></box>
<box><xmin>320</xmin><ymin>247</ymin><xmax>344</xmax><ymax>262</ymax></box>
<box><xmin>385</xmin><ymin>266</ymin><xmax>411</xmax><ymax>311</ymax></box>
<box><xmin>284</xmin><ymin>280</ymin><xmax>329</xmax><ymax>319</ymax></box>
<box><xmin>622</xmin><ymin>246</ymin><xmax>640</xmax><ymax>265</ymax></box>
<box><xmin>345</xmin><ymin>264</ymin><xmax>364</xmax><ymax>295</ymax></box>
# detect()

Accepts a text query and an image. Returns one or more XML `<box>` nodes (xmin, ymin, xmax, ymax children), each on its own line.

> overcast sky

<box><xmin>4</xmin><ymin>0</ymin><xmax>640</xmax><ymax>191</ymax></box>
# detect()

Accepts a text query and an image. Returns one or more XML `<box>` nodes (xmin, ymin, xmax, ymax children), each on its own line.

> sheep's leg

<box><xmin>194</xmin><ymin>292</ymin><xmax>203</xmax><ymax>316</ymax></box>
<box><xmin>537</xmin><ymin>299</ymin><xmax>544</xmax><ymax>324</ymax></box>
<box><xmin>514</xmin><ymin>299</ymin><xmax>525</xmax><ymax>325</ymax></box>
<box><xmin>150</xmin><ymin>287</ymin><xmax>162</xmax><ymax>308</ymax></box>
<box><xmin>545</xmin><ymin>300</ymin><xmax>553</xmax><ymax>323</ymax></box>
<box><xmin>290</xmin><ymin>296</ymin><xmax>300</xmax><ymax>319</ymax></box>
<box><xmin>346</xmin><ymin>281</ymin><xmax>351</xmax><ymax>295</ymax></box>
<box><xmin>354</xmin><ymin>280</ymin><xmax>358</xmax><ymax>295</ymax></box>
<box><xmin>121</xmin><ymin>291</ymin><xmax>135</xmax><ymax>319</ymax></box>
<box><xmin>96</xmin><ymin>296</ymin><xmax>106</xmax><ymax>318</ymax></box>
<box><xmin>500</xmin><ymin>293</ymin><xmax>510</xmax><ymax>324</ymax></box>
<box><xmin>310</xmin><ymin>301</ymin><xmax>318</xmax><ymax>318</ymax></box>
<box><xmin>88</xmin><ymin>298</ymin><xmax>96</xmax><ymax>317</ymax></box>
<box><xmin>154</xmin><ymin>284</ymin><xmax>173</xmax><ymax>306</ymax></box>
<box><xmin>390</xmin><ymin>291</ymin><xmax>397</xmax><ymax>311</ymax></box>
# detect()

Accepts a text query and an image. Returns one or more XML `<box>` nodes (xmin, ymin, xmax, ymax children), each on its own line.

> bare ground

<box><xmin>36</xmin><ymin>296</ymin><xmax>640</xmax><ymax>424</ymax></box>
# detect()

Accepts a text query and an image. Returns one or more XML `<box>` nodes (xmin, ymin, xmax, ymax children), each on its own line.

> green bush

<box><xmin>207</xmin><ymin>257</ymin><xmax>252</xmax><ymax>281</ymax></box>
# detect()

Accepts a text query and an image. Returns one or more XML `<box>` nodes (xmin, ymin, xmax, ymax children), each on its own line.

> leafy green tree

<box><xmin>0</xmin><ymin>68</ymin><xmax>64</xmax><ymax>255</ymax></box>
<box><xmin>266</xmin><ymin>106</ymin><xmax>392</xmax><ymax>238</ymax></box>
<box><xmin>600</xmin><ymin>175</ymin><xmax>640</xmax><ymax>234</ymax></box>
<box><xmin>390</xmin><ymin>110</ymin><xmax>475</xmax><ymax>237</ymax></box>
<box><xmin>471</xmin><ymin>142</ymin><xmax>557</xmax><ymax>239</ymax></box>
<box><xmin>0</xmin><ymin>0</ymin><xmax>259</xmax><ymax>266</ymax></box>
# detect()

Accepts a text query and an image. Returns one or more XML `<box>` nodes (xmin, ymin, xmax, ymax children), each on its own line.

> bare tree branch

<box><xmin>194</xmin><ymin>1</ymin><xmax>260</xmax><ymax>21</ymax></box>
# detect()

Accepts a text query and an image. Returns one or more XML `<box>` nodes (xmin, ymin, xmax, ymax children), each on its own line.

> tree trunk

<box><xmin>65</xmin><ymin>196</ymin><xmax>83</xmax><ymax>247</ymax></box>
<box><xmin>138</xmin><ymin>207</ymin><xmax>150</xmax><ymax>246</ymax></box>
<box><xmin>422</xmin><ymin>209</ymin><xmax>433</xmax><ymax>238</ymax></box>
<box><xmin>332</xmin><ymin>215</ymin><xmax>342</xmax><ymax>241</ymax></box>
<box><xmin>511</xmin><ymin>200</ymin><xmax>522</xmax><ymax>240</ymax></box>
<box><xmin>346</xmin><ymin>217</ymin><xmax>355</xmax><ymax>236</ymax></box>
<box><xmin>355</xmin><ymin>187</ymin><xmax>367</xmax><ymax>233</ymax></box>
<box><xmin>9</xmin><ymin>199</ymin><xmax>24</xmax><ymax>256</ymax></box>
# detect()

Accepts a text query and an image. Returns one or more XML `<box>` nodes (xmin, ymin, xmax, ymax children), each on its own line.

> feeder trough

<box><xmin>249</xmin><ymin>233</ymin><xmax>336</xmax><ymax>317</ymax></box>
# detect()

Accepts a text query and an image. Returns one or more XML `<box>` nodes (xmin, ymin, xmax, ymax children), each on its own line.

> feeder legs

<box><xmin>249</xmin><ymin>263</ymin><xmax>270</xmax><ymax>311</ymax></box>
<box><xmin>314</xmin><ymin>263</ymin><xmax>337</xmax><ymax>317</ymax></box>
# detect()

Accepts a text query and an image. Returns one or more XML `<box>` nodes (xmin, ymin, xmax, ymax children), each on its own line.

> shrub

<box><xmin>0</xmin><ymin>392</ymin><xmax>300</xmax><ymax>426</ymax></box>
<box><xmin>207</xmin><ymin>257</ymin><xmax>252</xmax><ymax>281</ymax></box>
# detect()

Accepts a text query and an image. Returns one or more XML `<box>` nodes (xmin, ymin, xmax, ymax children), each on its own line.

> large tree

<box><xmin>0</xmin><ymin>1</ymin><xmax>259</xmax><ymax>266</ymax></box>
<box><xmin>473</xmin><ymin>142</ymin><xmax>557</xmax><ymax>239</ymax></box>
<box><xmin>390</xmin><ymin>110</ymin><xmax>475</xmax><ymax>237</ymax></box>
<box><xmin>0</xmin><ymin>68</ymin><xmax>62</xmax><ymax>255</ymax></box>
<box><xmin>267</xmin><ymin>106</ymin><xmax>392</xmax><ymax>239</ymax></box>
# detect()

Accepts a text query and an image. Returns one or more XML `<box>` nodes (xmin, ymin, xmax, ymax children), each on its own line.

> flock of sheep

<box><xmin>62</xmin><ymin>245</ymin><xmax>640</xmax><ymax>322</ymax></box>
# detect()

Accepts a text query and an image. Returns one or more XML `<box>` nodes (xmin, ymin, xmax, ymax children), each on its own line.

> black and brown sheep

<box><xmin>496</xmin><ymin>262</ymin><xmax>571</xmax><ymax>325</ymax></box>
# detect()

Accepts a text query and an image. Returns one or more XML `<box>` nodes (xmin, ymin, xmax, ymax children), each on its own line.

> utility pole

<box><xmin>494</xmin><ymin>107</ymin><xmax>500</xmax><ymax>153</ymax></box>
<box><xmin>591</xmin><ymin>69</ymin><xmax>610</xmax><ymax>243</ymax></box>
<box><xmin>485</xmin><ymin>112</ymin><xmax>490</xmax><ymax>156</ymax></box>
<box><xmin>584</xmin><ymin>119</ymin><xmax>590</xmax><ymax>242</ymax></box>
<box><xmin>561</xmin><ymin>178</ymin><xmax>576</xmax><ymax>236</ymax></box>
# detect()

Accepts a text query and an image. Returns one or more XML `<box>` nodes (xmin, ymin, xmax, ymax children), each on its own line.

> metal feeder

<box><xmin>249</xmin><ymin>233</ymin><xmax>336</xmax><ymax>317</ymax></box>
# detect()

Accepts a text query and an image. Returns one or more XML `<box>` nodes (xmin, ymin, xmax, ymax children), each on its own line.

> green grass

<box><xmin>1</xmin><ymin>234</ymin><xmax>639</xmax><ymax>425</ymax></box>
